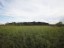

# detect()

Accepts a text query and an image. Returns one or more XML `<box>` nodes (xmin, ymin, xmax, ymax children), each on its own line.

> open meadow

<box><xmin>0</xmin><ymin>26</ymin><xmax>64</xmax><ymax>48</ymax></box>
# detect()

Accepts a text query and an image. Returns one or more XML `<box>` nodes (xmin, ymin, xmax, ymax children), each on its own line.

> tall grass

<box><xmin>0</xmin><ymin>26</ymin><xmax>64</xmax><ymax>48</ymax></box>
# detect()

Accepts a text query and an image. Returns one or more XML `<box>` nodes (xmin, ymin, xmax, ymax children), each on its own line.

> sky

<box><xmin>0</xmin><ymin>0</ymin><xmax>64</xmax><ymax>24</ymax></box>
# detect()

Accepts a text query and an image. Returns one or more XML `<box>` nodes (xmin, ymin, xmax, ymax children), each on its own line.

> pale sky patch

<box><xmin>0</xmin><ymin>0</ymin><xmax>64</xmax><ymax>24</ymax></box>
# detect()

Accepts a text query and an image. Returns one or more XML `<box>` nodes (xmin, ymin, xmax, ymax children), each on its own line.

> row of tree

<box><xmin>5</xmin><ymin>21</ymin><xmax>49</xmax><ymax>26</ymax></box>
<box><xmin>5</xmin><ymin>21</ymin><xmax>64</xmax><ymax>26</ymax></box>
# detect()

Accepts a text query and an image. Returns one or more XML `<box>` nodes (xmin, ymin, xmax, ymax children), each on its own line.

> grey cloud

<box><xmin>0</xmin><ymin>2</ymin><xmax>4</xmax><ymax>8</ymax></box>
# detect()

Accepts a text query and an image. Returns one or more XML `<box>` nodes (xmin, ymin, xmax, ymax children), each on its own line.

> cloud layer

<box><xmin>0</xmin><ymin>0</ymin><xmax>64</xmax><ymax>24</ymax></box>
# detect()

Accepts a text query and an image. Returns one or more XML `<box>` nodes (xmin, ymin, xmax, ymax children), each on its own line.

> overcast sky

<box><xmin>0</xmin><ymin>0</ymin><xmax>64</xmax><ymax>24</ymax></box>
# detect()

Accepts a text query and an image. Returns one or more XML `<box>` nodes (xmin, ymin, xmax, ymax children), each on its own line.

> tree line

<box><xmin>5</xmin><ymin>21</ymin><xmax>64</xmax><ymax>26</ymax></box>
<box><xmin>5</xmin><ymin>21</ymin><xmax>49</xmax><ymax>26</ymax></box>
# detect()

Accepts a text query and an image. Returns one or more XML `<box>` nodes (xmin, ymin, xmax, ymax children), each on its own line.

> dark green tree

<box><xmin>56</xmin><ymin>22</ymin><xmax>63</xmax><ymax>27</ymax></box>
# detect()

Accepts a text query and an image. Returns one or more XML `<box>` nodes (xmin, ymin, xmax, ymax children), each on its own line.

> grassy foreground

<box><xmin>0</xmin><ymin>26</ymin><xmax>64</xmax><ymax>48</ymax></box>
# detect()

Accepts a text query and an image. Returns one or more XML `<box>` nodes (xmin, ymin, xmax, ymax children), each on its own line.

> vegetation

<box><xmin>5</xmin><ymin>21</ymin><xmax>64</xmax><ymax>27</ymax></box>
<box><xmin>0</xmin><ymin>26</ymin><xmax>64</xmax><ymax>48</ymax></box>
<box><xmin>5</xmin><ymin>22</ymin><xmax>49</xmax><ymax>26</ymax></box>
<box><xmin>56</xmin><ymin>22</ymin><xmax>64</xmax><ymax>27</ymax></box>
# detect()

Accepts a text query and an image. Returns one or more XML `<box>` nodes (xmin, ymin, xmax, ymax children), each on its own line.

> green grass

<box><xmin>0</xmin><ymin>26</ymin><xmax>64</xmax><ymax>48</ymax></box>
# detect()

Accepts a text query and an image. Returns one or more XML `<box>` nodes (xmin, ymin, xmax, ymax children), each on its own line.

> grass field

<box><xmin>0</xmin><ymin>26</ymin><xmax>64</xmax><ymax>48</ymax></box>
